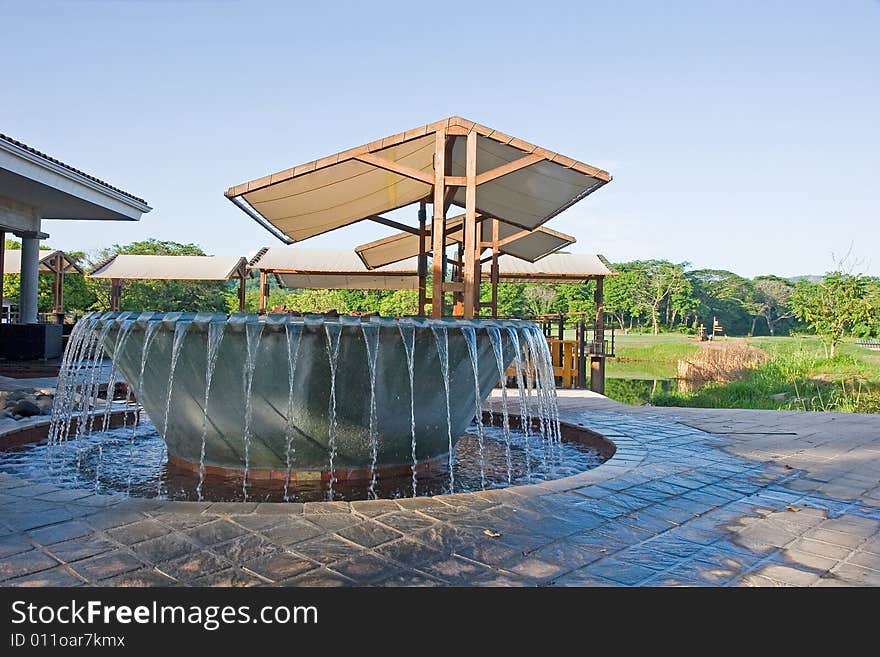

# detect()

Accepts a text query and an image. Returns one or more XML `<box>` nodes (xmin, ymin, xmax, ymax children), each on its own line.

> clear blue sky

<box><xmin>2</xmin><ymin>0</ymin><xmax>878</xmax><ymax>277</ymax></box>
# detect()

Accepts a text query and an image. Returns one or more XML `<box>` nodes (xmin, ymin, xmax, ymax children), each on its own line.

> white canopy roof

<box><xmin>355</xmin><ymin>214</ymin><xmax>576</xmax><ymax>269</ymax></box>
<box><xmin>3</xmin><ymin>249</ymin><xmax>82</xmax><ymax>274</ymax></box>
<box><xmin>492</xmin><ymin>253</ymin><xmax>616</xmax><ymax>283</ymax></box>
<box><xmin>250</xmin><ymin>247</ymin><xmax>420</xmax><ymax>291</ymax></box>
<box><xmin>226</xmin><ymin>116</ymin><xmax>610</xmax><ymax>244</ymax></box>
<box><xmin>250</xmin><ymin>248</ymin><xmax>614</xmax><ymax>290</ymax></box>
<box><xmin>88</xmin><ymin>254</ymin><xmax>247</xmax><ymax>281</ymax></box>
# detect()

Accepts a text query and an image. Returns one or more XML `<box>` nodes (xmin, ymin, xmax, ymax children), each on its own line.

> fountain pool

<box><xmin>31</xmin><ymin>311</ymin><xmax>604</xmax><ymax>501</ymax></box>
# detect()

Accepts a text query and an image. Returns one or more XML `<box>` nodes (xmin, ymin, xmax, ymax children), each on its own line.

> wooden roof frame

<box><xmin>225</xmin><ymin>116</ymin><xmax>612</xmax><ymax>244</ymax></box>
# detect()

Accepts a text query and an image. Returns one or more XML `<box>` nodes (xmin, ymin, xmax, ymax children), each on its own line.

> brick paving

<box><xmin>1</xmin><ymin>390</ymin><xmax>878</xmax><ymax>587</ymax></box>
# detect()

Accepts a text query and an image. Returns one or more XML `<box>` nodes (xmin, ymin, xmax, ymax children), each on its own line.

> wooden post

<box><xmin>462</xmin><ymin>130</ymin><xmax>477</xmax><ymax>318</ymax></box>
<box><xmin>431</xmin><ymin>129</ymin><xmax>446</xmax><ymax>318</ymax></box>
<box><xmin>110</xmin><ymin>278</ymin><xmax>121</xmax><ymax>311</ymax></box>
<box><xmin>238</xmin><ymin>269</ymin><xmax>247</xmax><ymax>312</ymax></box>
<box><xmin>577</xmin><ymin>315</ymin><xmax>587</xmax><ymax>388</ymax></box>
<box><xmin>258</xmin><ymin>270</ymin><xmax>268</xmax><ymax>313</ymax></box>
<box><xmin>490</xmin><ymin>219</ymin><xmax>500</xmax><ymax>318</ymax></box>
<box><xmin>590</xmin><ymin>277</ymin><xmax>606</xmax><ymax>394</ymax></box>
<box><xmin>53</xmin><ymin>253</ymin><xmax>64</xmax><ymax>322</ymax></box>
<box><xmin>417</xmin><ymin>200</ymin><xmax>427</xmax><ymax>317</ymax></box>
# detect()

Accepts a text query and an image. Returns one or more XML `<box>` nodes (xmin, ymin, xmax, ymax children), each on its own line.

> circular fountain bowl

<box><xmin>94</xmin><ymin>312</ymin><xmax>537</xmax><ymax>476</ymax></box>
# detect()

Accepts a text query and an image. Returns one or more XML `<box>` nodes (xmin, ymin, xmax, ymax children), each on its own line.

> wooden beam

<box><xmin>431</xmin><ymin>128</ymin><xmax>446</xmax><ymax>317</ymax></box>
<box><xmin>354</xmin><ymin>152</ymin><xmax>434</xmax><ymax>185</ymax></box>
<box><xmin>238</xmin><ymin>269</ymin><xmax>247</xmax><ymax>312</ymax></box>
<box><xmin>445</xmin><ymin>176</ymin><xmax>466</xmax><ymax>187</ymax></box>
<box><xmin>491</xmin><ymin>219</ymin><xmax>500</xmax><ymax>319</ymax></box>
<box><xmin>475</xmin><ymin>153</ymin><xmax>543</xmax><ymax>186</ymax></box>
<box><xmin>443</xmin><ymin>281</ymin><xmax>465</xmax><ymax>292</ymax></box>
<box><xmin>417</xmin><ymin>201</ymin><xmax>427</xmax><ymax>317</ymax></box>
<box><xmin>258</xmin><ymin>270</ymin><xmax>268</xmax><ymax>313</ymax></box>
<box><xmin>53</xmin><ymin>253</ymin><xmax>63</xmax><ymax>316</ymax></box>
<box><xmin>367</xmin><ymin>215</ymin><xmax>420</xmax><ymax>235</ymax></box>
<box><xmin>590</xmin><ymin>277</ymin><xmax>605</xmax><ymax>394</ymax></box>
<box><xmin>462</xmin><ymin>130</ymin><xmax>478</xmax><ymax>318</ymax></box>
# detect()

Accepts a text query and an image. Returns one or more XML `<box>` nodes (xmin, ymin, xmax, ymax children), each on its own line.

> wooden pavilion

<box><xmin>2</xmin><ymin>249</ymin><xmax>82</xmax><ymax>321</ymax></box>
<box><xmin>225</xmin><ymin>116</ymin><xmax>611</xmax><ymax>320</ymax></box>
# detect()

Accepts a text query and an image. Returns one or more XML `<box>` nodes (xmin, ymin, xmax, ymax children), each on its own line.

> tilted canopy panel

<box><xmin>355</xmin><ymin>214</ymin><xmax>575</xmax><ymax>269</ymax></box>
<box><xmin>238</xmin><ymin>135</ymin><xmax>434</xmax><ymax>243</ymax></box>
<box><xmin>88</xmin><ymin>255</ymin><xmax>246</xmax><ymax>281</ymax></box>
<box><xmin>226</xmin><ymin>117</ymin><xmax>611</xmax><ymax>244</ymax></box>
<box><xmin>492</xmin><ymin>253</ymin><xmax>616</xmax><ymax>283</ymax></box>
<box><xmin>449</xmin><ymin>135</ymin><xmax>605</xmax><ymax>230</ymax></box>
<box><xmin>3</xmin><ymin>249</ymin><xmax>83</xmax><ymax>274</ymax></box>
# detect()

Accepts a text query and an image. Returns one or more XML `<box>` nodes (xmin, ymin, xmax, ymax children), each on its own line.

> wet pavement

<box><xmin>1</xmin><ymin>390</ymin><xmax>878</xmax><ymax>587</ymax></box>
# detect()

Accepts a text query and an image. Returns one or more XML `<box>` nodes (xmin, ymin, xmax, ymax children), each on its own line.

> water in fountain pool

<box><xmin>1</xmin><ymin>417</ymin><xmax>604</xmax><ymax>503</ymax></box>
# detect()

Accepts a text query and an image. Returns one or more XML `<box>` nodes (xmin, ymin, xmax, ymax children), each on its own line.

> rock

<box><xmin>769</xmin><ymin>393</ymin><xmax>787</xmax><ymax>401</ymax></box>
<box><xmin>12</xmin><ymin>400</ymin><xmax>41</xmax><ymax>417</ymax></box>
<box><xmin>6</xmin><ymin>390</ymin><xmax>29</xmax><ymax>402</ymax></box>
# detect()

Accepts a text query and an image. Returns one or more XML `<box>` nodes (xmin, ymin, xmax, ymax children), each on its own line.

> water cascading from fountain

<box><xmin>461</xmin><ymin>326</ymin><xmax>486</xmax><ymax>489</ymax></box>
<box><xmin>488</xmin><ymin>327</ymin><xmax>513</xmax><ymax>483</ymax></box>
<box><xmin>362</xmin><ymin>324</ymin><xmax>380</xmax><ymax>498</ymax></box>
<box><xmin>507</xmin><ymin>327</ymin><xmax>532</xmax><ymax>481</ymax></box>
<box><xmin>46</xmin><ymin>313</ymin><xmax>569</xmax><ymax>502</ymax></box>
<box><xmin>159</xmin><ymin>320</ymin><xmax>191</xmax><ymax>495</ymax></box>
<box><xmin>431</xmin><ymin>325</ymin><xmax>454</xmax><ymax>493</ymax></box>
<box><xmin>241</xmin><ymin>321</ymin><xmax>264</xmax><ymax>500</ymax></box>
<box><xmin>324</xmin><ymin>322</ymin><xmax>342</xmax><ymax>500</ymax></box>
<box><xmin>283</xmin><ymin>323</ymin><xmax>302</xmax><ymax>502</ymax></box>
<box><xmin>398</xmin><ymin>321</ymin><xmax>418</xmax><ymax>496</ymax></box>
<box><xmin>196</xmin><ymin>321</ymin><xmax>226</xmax><ymax>501</ymax></box>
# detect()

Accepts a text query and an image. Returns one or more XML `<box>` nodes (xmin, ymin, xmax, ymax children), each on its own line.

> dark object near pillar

<box><xmin>0</xmin><ymin>323</ymin><xmax>63</xmax><ymax>359</ymax></box>
<box><xmin>590</xmin><ymin>277</ymin><xmax>605</xmax><ymax>395</ymax></box>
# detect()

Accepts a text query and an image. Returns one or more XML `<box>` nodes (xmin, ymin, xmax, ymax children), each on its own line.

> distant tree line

<box><xmin>4</xmin><ymin>240</ymin><xmax>878</xmax><ymax>345</ymax></box>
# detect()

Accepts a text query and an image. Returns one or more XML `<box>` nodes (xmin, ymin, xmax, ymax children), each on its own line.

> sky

<box><xmin>1</xmin><ymin>0</ymin><xmax>878</xmax><ymax>277</ymax></box>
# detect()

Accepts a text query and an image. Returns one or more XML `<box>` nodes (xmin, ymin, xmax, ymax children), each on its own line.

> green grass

<box><xmin>650</xmin><ymin>336</ymin><xmax>880</xmax><ymax>413</ymax></box>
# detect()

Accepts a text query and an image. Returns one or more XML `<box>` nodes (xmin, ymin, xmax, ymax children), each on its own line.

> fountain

<box><xmin>47</xmin><ymin>312</ymin><xmax>566</xmax><ymax>493</ymax></box>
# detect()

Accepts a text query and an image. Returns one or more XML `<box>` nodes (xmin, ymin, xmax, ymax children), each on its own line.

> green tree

<box><xmin>791</xmin><ymin>272</ymin><xmax>873</xmax><ymax>357</ymax></box>
<box><xmin>522</xmin><ymin>285</ymin><xmax>557</xmax><ymax>316</ymax></box>
<box><xmin>751</xmin><ymin>275</ymin><xmax>796</xmax><ymax>336</ymax></box>
<box><xmin>625</xmin><ymin>260</ymin><xmax>690</xmax><ymax>335</ymax></box>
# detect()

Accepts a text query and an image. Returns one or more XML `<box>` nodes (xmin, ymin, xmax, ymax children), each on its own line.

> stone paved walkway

<box><xmin>1</xmin><ymin>391</ymin><xmax>878</xmax><ymax>587</ymax></box>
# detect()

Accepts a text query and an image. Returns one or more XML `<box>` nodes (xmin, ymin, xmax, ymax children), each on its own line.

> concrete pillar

<box><xmin>18</xmin><ymin>235</ymin><xmax>40</xmax><ymax>324</ymax></box>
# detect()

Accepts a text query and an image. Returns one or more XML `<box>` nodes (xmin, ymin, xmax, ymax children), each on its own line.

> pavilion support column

<box><xmin>590</xmin><ymin>277</ymin><xmax>605</xmax><ymax>395</ymax></box>
<box><xmin>109</xmin><ymin>278</ymin><xmax>122</xmax><ymax>312</ymax></box>
<box><xmin>462</xmin><ymin>130</ymin><xmax>478</xmax><ymax>319</ymax></box>
<box><xmin>18</xmin><ymin>235</ymin><xmax>40</xmax><ymax>324</ymax></box>
<box><xmin>53</xmin><ymin>252</ymin><xmax>64</xmax><ymax>322</ymax></box>
<box><xmin>490</xmin><ymin>219</ymin><xmax>500</xmax><ymax>318</ymax></box>
<box><xmin>417</xmin><ymin>200</ymin><xmax>427</xmax><ymax>317</ymax></box>
<box><xmin>258</xmin><ymin>270</ymin><xmax>268</xmax><ymax>313</ymax></box>
<box><xmin>431</xmin><ymin>129</ymin><xmax>446</xmax><ymax>318</ymax></box>
<box><xmin>238</xmin><ymin>270</ymin><xmax>247</xmax><ymax>312</ymax></box>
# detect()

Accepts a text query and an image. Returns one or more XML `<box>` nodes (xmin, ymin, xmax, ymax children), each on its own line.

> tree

<box><xmin>523</xmin><ymin>285</ymin><xmax>557</xmax><ymax>316</ymax></box>
<box><xmin>791</xmin><ymin>272</ymin><xmax>873</xmax><ymax>357</ymax></box>
<box><xmin>603</xmin><ymin>269</ymin><xmax>639</xmax><ymax>331</ymax></box>
<box><xmin>624</xmin><ymin>260</ymin><xmax>690</xmax><ymax>335</ymax></box>
<box><xmin>752</xmin><ymin>276</ymin><xmax>795</xmax><ymax>336</ymax></box>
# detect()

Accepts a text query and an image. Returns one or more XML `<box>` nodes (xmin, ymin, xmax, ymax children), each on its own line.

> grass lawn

<box><xmin>566</xmin><ymin>332</ymin><xmax>879</xmax><ymax>412</ymax></box>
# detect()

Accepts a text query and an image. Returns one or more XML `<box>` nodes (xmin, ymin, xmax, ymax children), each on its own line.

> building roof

<box><xmin>250</xmin><ymin>247</ymin><xmax>420</xmax><ymax>291</ymax></box>
<box><xmin>355</xmin><ymin>213</ymin><xmax>576</xmax><ymax>269</ymax></box>
<box><xmin>0</xmin><ymin>134</ymin><xmax>148</xmax><ymax>206</ymax></box>
<box><xmin>0</xmin><ymin>133</ymin><xmax>151</xmax><ymax>223</ymax></box>
<box><xmin>225</xmin><ymin>116</ymin><xmax>610</xmax><ymax>244</ymax></box>
<box><xmin>3</xmin><ymin>249</ymin><xmax>83</xmax><ymax>274</ymax></box>
<box><xmin>88</xmin><ymin>254</ymin><xmax>247</xmax><ymax>281</ymax></box>
<box><xmin>491</xmin><ymin>253</ymin><xmax>617</xmax><ymax>283</ymax></box>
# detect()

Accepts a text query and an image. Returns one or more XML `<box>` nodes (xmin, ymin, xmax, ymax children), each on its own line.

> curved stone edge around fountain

<box><xmin>0</xmin><ymin>413</ymin><xmax>634</xmax><ymax>514</ymax></box>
